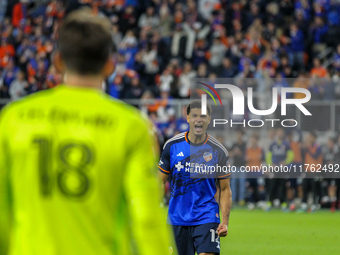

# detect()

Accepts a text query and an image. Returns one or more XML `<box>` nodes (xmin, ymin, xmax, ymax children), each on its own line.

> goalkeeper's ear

<box><xmin>53</xmin><ymin>51</ymin><xmax>65</xmax><ymax>74</ymax></box>
<box><xmin>102</xmin><ymin>57</ymin><xmax>115</xmax><ymax>78</ymax></box>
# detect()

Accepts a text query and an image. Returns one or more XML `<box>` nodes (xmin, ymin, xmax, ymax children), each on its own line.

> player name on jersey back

<box><xmin>18</xmin><ymin>107</ymin><xmax>114</xmax><ymax>129</ymax></box>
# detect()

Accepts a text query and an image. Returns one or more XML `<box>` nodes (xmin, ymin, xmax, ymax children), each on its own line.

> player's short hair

<box><xmin>57</xmin><ymin>8</ymin><xmax>113</xmax><ymax>75</ymax></box>
<box><xmin>186</xmin><ymin>100</ymin><xmax>212</xmax><ymax>116</ymax></box>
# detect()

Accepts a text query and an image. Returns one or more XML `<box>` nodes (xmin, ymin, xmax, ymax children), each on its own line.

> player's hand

<box><xmin>217</xmin><ymin>224</ymin><xmax>228</xmax><ymax>237</ymax></box>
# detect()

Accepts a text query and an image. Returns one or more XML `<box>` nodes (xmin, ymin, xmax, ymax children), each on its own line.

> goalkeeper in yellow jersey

<box><xmin>0</xmin><ymin>8</ymin><xmax>176</xmax><ymax>255</ymax></box>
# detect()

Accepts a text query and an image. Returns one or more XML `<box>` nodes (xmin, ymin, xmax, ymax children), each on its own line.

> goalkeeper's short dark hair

<box><xmin>57</xmin><ymin>8</ymin><xmax>114</xmax><ymax>75</ymax></box>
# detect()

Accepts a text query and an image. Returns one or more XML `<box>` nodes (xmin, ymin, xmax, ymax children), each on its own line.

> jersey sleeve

<box><xmin>123</xmin><ymin>116</ymin><xmax>177</xmax><ymax>255</ymax></box>
<box><xmin>0</xmin><ymin>106</ymin><xmax>12</xmax><ymax>255</ymax></box>
<box><xmin>158</xmin><ymin>142</ymin><xmax>171</xmax><ymax>175</ymax></box>
<box><xmin>217</xmin><ymin>147</ymin><xmax>231</xmax><ymax>179</ymax></box>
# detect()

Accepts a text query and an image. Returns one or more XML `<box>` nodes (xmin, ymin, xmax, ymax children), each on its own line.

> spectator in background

<box><xmin>327</xmin><ymin>6</ymin><xmax>340</xmax><ymax>26</ymax></box>
<box><xmin>119</xmin><ymin>30</ymin><xmax>138</xmax><ymax>70</ymax></box>
<box><xmin>288</xmin><ymin>23</ymin><xmax>305</xmax><ymax>70</ymax></box>
<box><xmin>245</xmin><ymin>3</ymin><xmax>263</xmax><ymax>29</ymax></box>
<box><xmin>132</xmin><ymin>51</ymin><xmax>145</xmax><ymax>79</ymax></box>
<box><xmin>295</xmin><ymin>9</ymin><xmax>309</xmax><ymax>35</ymax></box>
<box><xmin>159</xmin><ymin>2</ymin><xmax>173</xmax><ymax>45</ymax></box>
<box><xmin>262</xmin><ymin>21</ymin><xmax>282</xmax><ymax>43</ymax></box>
<box><xmin>293</xmin><ymin>72</ymin><xmax>310</xmax><ymax>99</ymax></box>
<box><xmin>311</xmin><ymin>16</ymin><xmax>328</xmax><ymax>45</ymax></box>
<box><xmin>0</xmin><ymin>69</ymin><xmax>5</xmax><ymax>97</ymax></box>
<box><xmin>300</xmin><ymin>131</ymin><xmax>323</xmax><ymax>213</ymax></box>
<box><xmin>287</xmin><ymin>129</ymin><xmax>304</xmax><ymax>210</ymax></box>
<box><xmin>182</xmin><ymin>1</ymin><xmax>210</xmax><ymax>60</ymax></box>
<box><xmin>192</xmin><ymin>39</ymin><xmax>208</xmax><ymax>69</ymax></box>
<box><xmin>159</xmin><ymin>68</ymin><xmax>173</xmax><ymax>93</ymax></box>
<box><xmin>333</xmin><ymin>44</ymin><xmax>340</xmax><ymax>71</ymax></box>
<box><xmin>311</xmin><ymin>57</ymin><xmax>328</xmax><ymax>78</ymax></box>
<box><xmin>322</xmin><ymin>137</ymin><xmax>339</xmax><ymax>211</ymax></box>
<box><xmin>46</xmin><ymin>65</ymin><xmax>61</xmax><ymax>89</ymax></box>
<box><xmin>266</xmin><ymin>2</ymin><xmax>282</xmax><ymax>26</ymax></box>
<box><xmin>265</xmin><ymin>128</ymin><xmax>294</xmax><ymax>211</ymax></box>
<box><xmin>294</xmin><ymin>0</ymin><xmax>311</xmax><ymax>22</ymax></box>
<box><xmin>221</xmin><ymin>57</ymin><xmax>238</xmax><ymax>78</ymax></box>
<box><xmin>118</xmin><ymin>5</ymin><xmax>136</xmax><ymax>35</ymax></box>
<box><xmin>230</xmin><ymin>129</ymin><xmax>247</xmax><ymax>206</ymax></box>
<box><xmin>121</xmin><ymin>75</ymin><xmax>144</xmax><ymax>99</ymax></box>
<box><xmin>196</xmin><ymin>63</ymin><xmax>208</xmax><ymax>79</ymax></box>
<box><xmin>273</xmin><ymin>72</ymin><xmax>289</xmax><ymax>100</ymax></box>
<box><xmin>198</xmin><ymin>0</ymin><xmax>220</xmax><ymax>21</ymax></box>
<box><xmin>0</xmin><ymin>38</ymin><xmax>15</xmax><ymax>64</ymax></box>
<box><xmin>2</xmin><ymin>59</ymin><xmax>19</xmax><ymax>93</ymax></box>
<box><xmin>138</xmin><ymin>6</ymin><xmax>159</xmax><ymax>30</ymax></box>
<box><xmin>208</xmin><ymin>37</ymin><xmax>226</xmax><ymax>72</ymax></box>
<box><xmin>178</xmin><ymin>62</ymin><xmax>195</xmax><ymax>98</ymax></box>
<box><xmin>143</xmin><ymin>42</ymin><xmax>159</xmax><ymax>86</ymax></box>
<box><xmin>9</xmin><ymin>70</ymin><xmax>28</xmax><ymax>100</ymax></box>
<box><xmin>111</xmin><ymin>24</ymin><xmax>122</xmax><ymax>49</ymax></box>
<box><xmin>174</xmin><ymin>105</ymin><xmax>189</xmax><ymax>135</ymax></box>
<box><xmin>12</xmin><ymin>0</ymin><xmax>29</xmax><ymax>28</ymax></box>
<box><xmin>245</xmin><ymin>134</ymin><xmax>265</xmax><ymax>210</ymax></box>
<box><xmin>0</xmin><ymin>0</ymin><xmax>7</xmax><ymax>22</ymax></box>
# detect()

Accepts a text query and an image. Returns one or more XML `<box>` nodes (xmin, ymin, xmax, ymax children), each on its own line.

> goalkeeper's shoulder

<box><xmin>103</xmin><ymin>97</ymin><xmax>155</xmax><ymax>144</ymax></box>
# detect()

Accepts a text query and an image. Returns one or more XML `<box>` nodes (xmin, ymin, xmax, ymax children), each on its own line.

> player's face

<box><xmin>187</xmin><ymin>108</ymin><xmax>211</xmax><ymax>137</ymax></box>
<box><xmin>276</xmin><ymin>129</ymin><xmax>284</xmax><ymax>140</ymax></box>
<box><xmin>250</xmin><ymin>137</ymin><xmax>257</xmax><ymax>146</ymax></box>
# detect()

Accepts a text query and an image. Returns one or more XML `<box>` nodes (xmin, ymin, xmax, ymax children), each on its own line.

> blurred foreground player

<box><xmin>158</xmin><ymin>101</ymin><xmax>232</xmax><ymax>255</ymax></box>
<box><xmin>0</xmin><ymin>9</ymin><xmax>175</xmax><ymax>255</ymax></box>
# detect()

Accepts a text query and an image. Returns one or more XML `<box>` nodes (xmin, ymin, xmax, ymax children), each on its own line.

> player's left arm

<box><xmin>217</xmin><ymin>178</ymin><xmax>232</xmax><ymax>237</ymax></box>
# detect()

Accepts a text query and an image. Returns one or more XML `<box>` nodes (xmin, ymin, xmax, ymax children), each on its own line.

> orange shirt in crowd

<box><xmin>310</xmin><ymin>67</ymin><xmax>328</xmax><ymax>78</ymax></box>
<box><xmin>293</xmin><ymin>79</ymin><xmax>310</xmax><ymax>99</ymax></box>
<box><xmin>290</xmin><ymin>141</ymin><xmax>302</xmax><ymax>163</ymax></box>
<box><xmin>0</xmin><ymin>44</ymin><xmax>15</xmax><ymax>59</ymax></box>
<box><xmin>304</xmin><ymin>144</ymin><xmax>323</xmax><ymax>171</ymax></box>
<box><xmin>246</xmin><ymin>146</ymin><xmax>264</xmax><ymax>167</ymax></box>
<box><xmin>12</xmin><ymin>3</ymin><xmax>25</xmax><ymax>27</ymax></box>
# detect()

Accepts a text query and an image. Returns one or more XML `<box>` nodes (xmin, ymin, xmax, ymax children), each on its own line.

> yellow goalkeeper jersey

<box><xmin>0</xmin><ymin>85</ymin><xmax>175</xmax><ymax>255</ymax></box>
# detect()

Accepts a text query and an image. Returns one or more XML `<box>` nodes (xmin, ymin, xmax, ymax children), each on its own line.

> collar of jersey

<box><xmin>58</xmin><ymin>84</ymin><xmax>104</xmax><ymax>94</ymax></box>
<box><xmin>185</xmin><ymin>131</ymin><xmax>209</xmax><ymax>146</ymax></box>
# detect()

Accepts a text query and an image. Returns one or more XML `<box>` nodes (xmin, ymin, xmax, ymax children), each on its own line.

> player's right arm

<box><xmin>123</xmin><ymin>116</ymin><xmax>176</xmax><ymax>255</ymax></box>
<box><xmin>0</xmin><ymin>106</ymin><xmax>12</xmax><ymax>255</ymax></box>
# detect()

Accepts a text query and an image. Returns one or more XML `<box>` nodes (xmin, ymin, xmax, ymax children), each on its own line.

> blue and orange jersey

<box><xmin>159</xmin><ymin>132</ymin><xmax>230</xmax><ymax>226</ymax></box>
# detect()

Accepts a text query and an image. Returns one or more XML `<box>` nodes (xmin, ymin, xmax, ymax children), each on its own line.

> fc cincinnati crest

<box><xmin>203</xmin><ymin>152</ymin><xmax>212</xmax><ymax>162</ymax></box>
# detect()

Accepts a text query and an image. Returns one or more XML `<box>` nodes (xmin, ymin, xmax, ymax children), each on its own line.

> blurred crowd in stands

<box><xmin>2</xmin><ymin>0</ymin><xmax>340</xmax><ymax>100</ymax></box>
<box><xmin>2</xmin><ymin>0</ymin><xmax>340</xmax><ymax>137</ymax></box>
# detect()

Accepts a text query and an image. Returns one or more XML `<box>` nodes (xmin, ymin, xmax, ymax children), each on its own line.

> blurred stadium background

<box><xmin>1</xmin><ymin>0</ymin><xmax>340</xmax><ymax>254</ymax></box>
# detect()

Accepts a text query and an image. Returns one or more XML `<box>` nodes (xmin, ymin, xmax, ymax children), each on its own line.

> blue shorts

<box><xmin>172</xmin><ymin>223</ymin><xmax>220</xmax><ymax>255</ymax></box>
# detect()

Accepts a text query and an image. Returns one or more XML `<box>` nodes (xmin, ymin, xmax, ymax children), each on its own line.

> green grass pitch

<box><xmin>220</xmin><ymin>208</ymin><xmax>340</xmax><ymax>255</ymax></box>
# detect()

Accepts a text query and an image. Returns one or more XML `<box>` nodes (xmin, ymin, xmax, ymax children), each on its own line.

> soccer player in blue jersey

<box><xmin>158</xmin><ymin>100</ymin><xmax>232</xmax><ymax>255</ymax></box>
